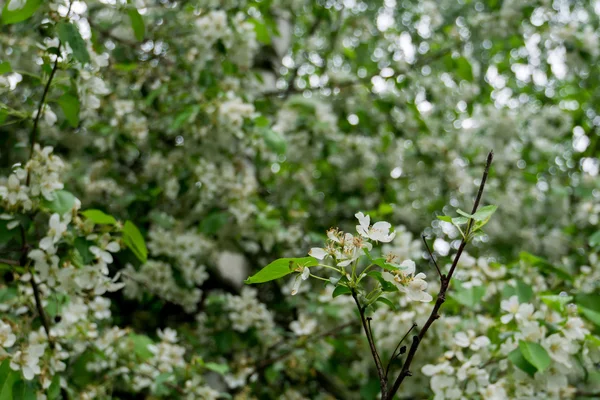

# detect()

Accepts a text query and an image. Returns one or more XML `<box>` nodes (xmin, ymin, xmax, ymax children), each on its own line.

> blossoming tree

<box><xmin>0</xmin><ymin>0</ymin><xmax>599</xmax><ymax>399</ymax></box>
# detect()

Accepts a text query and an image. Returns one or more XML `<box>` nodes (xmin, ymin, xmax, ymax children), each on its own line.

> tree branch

<box><xmin>387</xmin><ymin>151</ymin><xmax>493</xmax><ymax>399</ymax></box>
<box><xmin>422</xmin><ymin>235</ymin><xmax>442</xmax><ymax>279</ymax></box>
<box><xmin>385</xmin><ymin>322</ymin><xmax>417</xmax><ymax>380</ymax></box>
<box><xmin>351</xmin><ymin>290</ymin><xmax>388</xmax><ymax>398</ymax></box>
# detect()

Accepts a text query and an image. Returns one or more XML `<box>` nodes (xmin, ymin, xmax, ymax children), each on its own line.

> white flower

<box><xmin>543</xmin><ymin>333</ymin><xmax>577</xmax><ymax>367</ymax></box>
<box><xmin>355</xmin><ymin>212</ymin><xmax>396</xmax><ymax>242</ymax></box>
<box><xmin>291</xmin><ymin>267</ymin><xmax>310</xmax><ymax>295</ymax></box>
<box><xmin>562</xmin><ymin>317</ymin><xmax>589</xmax><ymax>341</ymax></box>
<box><xmin>158</xmin><ymin>327</ymin><xmax>178</xmax><ymax>343</ymax></box>
<box><xmin>382</xmin><ymin>261</ymin><xmax>432</xmax><ymax>302</ymax></box>
<box><xmin>454</xmin><ymin>330</ymin><xmax>491</xmax><ymax>351</ymax></box>
<box><xmin>290</xmin><ymin>314</ymin><xmax>317</xmax><ymax>336</ymax></box>
<box><xmin>0</xmin><ymin>320</ymin><xmax>16</xmax><ymax>348</ymax></box>
<box><xmin>10</xmin><ymin>344</ymin><xmax>45</xmax><ymax>380</ymax></box>
<box><xmin>90</xmin><ymin>241</ymin><xmax>120</xmax><ymax>264</ymax></box>
<box><xmin>500</xmin><ymin>295</ymin><xmax>521</xmax><ymax>324</ymax></box>
<box><xmin>308</xmin><ymin>247</ymin><xmax>328</xmax><ymax>260</ymax></box>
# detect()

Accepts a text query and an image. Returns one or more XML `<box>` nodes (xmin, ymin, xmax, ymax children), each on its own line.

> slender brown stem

<box><xmin>29</xmin><ymin>48</ymin><xmax>61</xmax><ymax>163</ymax></box>
<box><xmin>385</xmin><ymin>323</ymin><xmax>417</xmax><ymax>380</ymax></box>
<box><xmin>0</xmin><ymin>258</ymin><xmax>21</xmax><ymax>266</ymax></box>
<box><xmin>252</xmin><ymin>321</ymin><xmax>355</xmax><ymax>374</ymax></box>
<box><xmin>351</xmin><ymin>290</ymin><xmax>388</xmax><ymax>398</ymax></box>
<box><xmin>422</xmin><ymin>235</ymin><xmax>443</xmax><ymax>279</ymax></box>
<box><xmin>388</xmin><ymin>151</ymin><xmax>493</xmax><ymax>399</ymax></box>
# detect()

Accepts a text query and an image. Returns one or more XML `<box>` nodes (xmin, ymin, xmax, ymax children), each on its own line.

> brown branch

<box><xmin>252</xmin><ymin>321</ymin><xmax>355</xmax><ymax>374</ymax></box>
<box><xmin>351</xmin><ymin>290</ymin><xmax>388</xmax><ymax>398</ymax></box>
<box><xmin>422</xmin><ymin>235</ymin><xmax>442</xmax><ymax>279</ymax></box>
<box><xmin>387</xmin><ymin>150</ymin><xmax>493</xmax><ymax>399</ymax></box>
<box><xmin>385</xmin><ymin>322</ymin><xmax>417</xmax><ymax>380</ymax></box>
<box><xmin>0</xmin><ymin>258</ymin><xmax>21</xmax><ymax>266</ymax></box>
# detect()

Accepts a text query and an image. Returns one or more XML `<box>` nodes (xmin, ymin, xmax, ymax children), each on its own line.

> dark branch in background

<box><xmin>422</xmin><ymin>235</ymin><xmax>443</xmax><ymax>279</ymax></box>
<box><xmin>0</xmin><ymin>258</ymin><xmax>21</xmax><ymax>266</ymax></box>
<box><xmin>385</xmin><ymin>322</ymin><xmax>417</xmax><ymax>380</ymax></box>
<box><xmin>22</xmin><ymin>1</ymin><xmax>74</xmax><ymax>352</ymax></box>
<box><xmin>27</xmin><ymin>39</ymin><xmax>63</xmax><ymax>167</ymax></box>
<box><xmin>252</xmin><ymin>321</ymin><xmax>355</xmax><ymax>375</ymax></box>
<box><xmin>387</xmin><ymin>151</ymin><xmax>493</xmax><ymax>398</ymax></box>
<box><xmin>351</xmin><ymin>290</ymin><xmax>388</xmax><ymax>398</ymax></box>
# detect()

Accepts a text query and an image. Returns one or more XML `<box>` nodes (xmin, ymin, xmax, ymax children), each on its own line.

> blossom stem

<box><xmin>351</xmin><ymin>289</ymin><xmax>388</xmax><ymax>398</ymax></box>
<box><xmin>316</xmin><ymin>264</ymin><xmax>343</xmax><ymax>273</ymax></box>
<box><xmin>309</xmin><ymin>274</ymin><xmax>330</xmax><ymax>282</ymax></box>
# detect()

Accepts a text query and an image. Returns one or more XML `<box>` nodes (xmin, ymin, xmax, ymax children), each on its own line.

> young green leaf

<box><xmin>518</xmin><ymin>340</ymin><xmax>551</xmax><ymax>372</ymax></box>
<box><xmin>0</xmin><ymin>62</ymin><xmax>12</xmax><ymax>75</ymax></box>
<box><xmin>332</xmin><ymin>285</ymin><xmax>352</xmax><ymax>298</ymax></box>
<box><xmin>245</xmin><ymin>257</ymin><xmax>317</xmax><ymax>284</ymax></box>
<box><xmin>508</xmin><ymin>348</ymin><xmax>537</xmax><ymax>377</ymax></box>
<box><xmin>81</xmin><ymin>209</ymin><xmax>117</xmax><ymax>225</ymax></box>
<box><xmin>2</xmin><ymin>0</ymin><xmax>42</xmax><ymax>24</ymax></box>
<box><xmin>58</xmin><ymin>93</ymin><xmax>80</xmax><ymax>127</ymax></box>
<box><xmin>42</xmin><ymin>190</ymin><xmax>76</xmax><ymax>214</ymax></box>
<box><xmin>123</xmin><ymin>220</ymin><xmax>147</xmax><ymax>263</ymax></box>
<box><xmin>471</xmin><ymin>204</ymin><xmax>498</xmax><ymax>221</ymax></box>
<box><xmin>375</xmin><ymin>296</ymin><xmax>396</xmax><ymax>310</ymax></box>
<box><xmin>128</xmin><ymin>8</ymin><xmax>145</xmax><ymax>41</ymax></box>
<box><xmin>57</xmin><ymin>22</ymin><xmax>90</xmax><ymax>64</ymax></box>
<box><xmin>437</xmin><ymin>215</ymin><xmax>452</xmax><ymax>223</ymax></box>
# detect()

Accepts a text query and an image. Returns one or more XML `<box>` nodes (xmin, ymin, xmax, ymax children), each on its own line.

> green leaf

<box><xmin>47</xmin><ymin>375</ymin><xmax>60</xmax><ymax>400</ymax></box>
<box><xmin>519</xmin><ymin>252</ymin><xmax>573</xmax><ymax>281</ymax></box>
<box><xmin>42</xmin><ymin>190</ymin><xmax>76</xmax><ymax>214</ymax></box>
<box><xmin>123</xmin><ymin>220</ymin><xmax>147</xmax><ymax>263</ymax></box>
<box><xmin>57</xmin><ymin>22</ymin><xmax>90</xmax><ymax>64</ymax></box>
<box><xmin>261</xmin><ymin>128</ymin><xmax>286</xmax><ymax>154</ymax></box>
<box><xmin>367</xmin><ymin>271</ymin><xmax>397</xmax><ymax>292</ymax></box>
<box><xmin>375</xmin><ymin>296</ymin><xmax>396</xmax><ymax>310</ymax></box>
<box><xmin>0</xmin><ymin>359</ymin><xmax>18</xmax><ymax>400</ymax></box>
<box><xmin>518</xmin><ymin>340</ymin><xmax>551</xmax><ymax>372</ymax></box>
<box><xmin>0</xmin><ymin>219</ymin><xmax>17</xmax><ymax>244</ymax></box>
<box><xmin>2</xmin><ymin>0</ymin><xmax>42</xmax><ymax>24</ymax></box>
<box><xmin>508</xmin><ymin>347</ymin><xmax>537</xmax><ymax>377</ymax></box>
<box><xmin>74</xmin><ymin>237</ymin><xmax>95</xmax><ymax>264</ymax></box>
<box><xmin>455</xmin><ymin>57</ymin><xmax>474</xmax><ymax>82</ymax></box>
<box><xmin>452</xmin><ymin>216</ymin><xmax>469</xmax><ymax>226</ymax></box>
<box><xmin>437</xmin><ymin>215</ymin><xmax>452</xmax><ymax>223</ymax></box>
<box><xmin>371</xmin><ymin>258</ymin><xmax>400</xmax><ymax>271</ymax></box>
<box><xmin>81</xmin><ymin>209</ymin><xmax>117</xmax><ymax>225</ymax></box>
<box><xmin>589</xmin><ymin>230</ymin><xmax>600</xmax><ymax>247</ymax></box>
<box><xmin>471</xmin><ymin>205</ymin><xmax>498</xmax><ymax>221</ymax></box>
<box><xmin>452</xmin><ymin>281</ymin><xmax>486</xmax><ymax>308</ymax></box>
<box><xmin>245</xmin><ymin>257</ymin><xmax>317</xmax><ymax>284</ymax></box>
<box><xmin>204</xmin><ymin>362</ymin><xmax>229</xmax><ymax>375</ymax></box>
<box><xmin>129</xmin><ymin>333</ymin><xmax>153</xmax><ymax>361</ymax></box>
<box><xmin>128</xmin><ymin>8</ymin><xmax>145</xmax><ymax>41</ymax></box>
<box><xmin>576</xmin><ymin>294</ymin><xmax>600</xmax><ymax>327</ymax></box>
<box><xmin>540</xmin><ymin>294</ymin><xmax>572</xmax><ymax>313</ymax></box>
<box><xmin>515</xmin><ymin>280</ymin><xmax>534</xmax><ymax>303</ymax></box>
<box><xmin>332</xmin><ymin>285</ymin><xmax>352</xmax><ymax>298</ymax></box>
<box><xmin>249</xmin><ymin>18</ymin><xmax>270</xmax><ymax>44</ymax></box>
<box><xmin>0</xmin><ymin>62</ymin><xmax>12</xmax><ymax>75</ymax></box>
<box><xmin>199</xmin><ymin>211</ymin><xmax>229</xmax><ymax>235</ymax></box>
<box><xmin>456</xmin><ymin>209</ymin><xmax>473</xmax><ymax>218</ymax></box>
<box><xmin>58</xmin><ymin>93</ymin><xmax>80</xmax><ymax>127</ymax></box>
<box><xmin>12</xmin><ymin>380</ymin><xmax>36</xmax><ymax>400</ymax></box>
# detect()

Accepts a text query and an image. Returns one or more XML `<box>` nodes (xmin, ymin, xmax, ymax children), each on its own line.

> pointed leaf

<box><xmin>58</xmin><ymin>93</ymin><xmax>80</xmax><ymax>127</ymax></box>
<box><xmin>332</xmin><ymin>285</ymin><xmax>352</xmax><ymax>298</ymax></box>
<box><xmin>508</xmin><ymin>348</ymin><xmax>537</xmax><ymax>377</ymax></box>
<box><xmin>471</xmin><ymin>205</ymin><xmax>498</xmax><ymax>222</ymax></box>
<box><xmin>81</xmin><ymin>209</ymin><xmax>117</xmax><ymax>225</ymax></box>
<box><xmin>128</xmin><ymin>8</ymin><xmax>145</xmax><ymax>41</ymax></box>
<box><xmin>123</xmin><ymin>220</ymin><xmax>147</xmax><ymax>263</ymax></box>
<box><xmin>2</xmin><ymin>0</ymin><xmax>42</xmax><ymax>24</ymax></box>
<box><xmin>519</xmin><ymin>340</ymin><xmax>551</xmax><ymax>372</ymax></box>
<box><xmin>57</xmin><ymin>22</ymin><xmax>90</xmax><ymax>64</ymax></box>
<box><xmin>245</xmin><ymin>257</ymin><xmax>317</xmax><ymax>284</ymax></box>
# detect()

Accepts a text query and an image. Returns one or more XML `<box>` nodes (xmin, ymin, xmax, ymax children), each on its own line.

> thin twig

<box><xmin>422</xmin><ymin>235</ymin><xmax>442</xmax><ymax>279</ymax></box>
<box><xmin>385</xmin><ymin>323</ymin><xmax>417</xmax><ymax>380</ymax></box>
<box><xmin>252</xmin><ymin>321</ymin><xmax>356</xmax><ymax>374</ymax></box>
<box><xmin>388</xmin><ymin>151</ymin><xmax>494</xmax><ymax>399</ymax></box>
<box><xmin>351</xmin><ymin>290</ymin><xmax>388</xmax><ymax>398</ymax></box>
<box><xmin>0</xmin><ymin>258</ymin><xmax>21</xmax><ymax>266</ymax></box>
